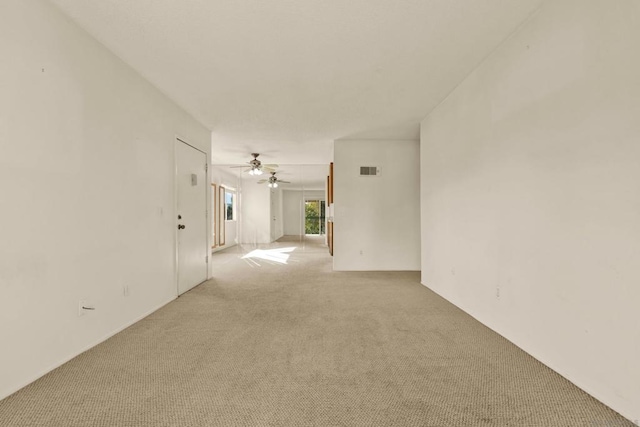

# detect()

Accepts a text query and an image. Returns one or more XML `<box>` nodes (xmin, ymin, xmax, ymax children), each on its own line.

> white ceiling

<box><xmin>48</xmin><ymin>0</ymin><xmax>542</xmax><ymax>166</ymax></box>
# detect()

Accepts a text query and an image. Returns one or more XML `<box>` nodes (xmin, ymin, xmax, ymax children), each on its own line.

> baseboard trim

<box><xmin>419</xmin><ymin>280</ymin><xmax>638</xmax><ymax>425</ymax></box>
<box><xmin>1</xmin><ymin>296</ymin><xmax>176</xmax><ymax>401</ymax></box>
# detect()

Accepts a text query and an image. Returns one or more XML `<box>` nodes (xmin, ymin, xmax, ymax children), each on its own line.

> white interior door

<box><xmin>270</xmin><ymin>189</ymin><xmax>276</xmax><ymax>242</ymax></box>
<box><xmin>269</xmin><ymin>188</ymin><xmax>283</xmax><ymax>242</ymax></box>
<box><xmin>176</xmin><ymin>140</ymin><xmax>208</xmax><ymax>295</ymax></box>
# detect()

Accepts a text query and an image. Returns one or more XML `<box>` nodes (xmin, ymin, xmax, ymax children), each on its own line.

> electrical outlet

<box><xmin>123</xmin><ymin>285</ymin><xmax>130</xmax><ymax>297</ymax></box>
<box><xmin>496</xmin><ymin>287</ymin><xmax>501</xmax><ymax>299</ymax></box>
<box><xmin>359</xmin><ymin>250</ymin><xmax>363</xmax><ymax>255</ymax></box>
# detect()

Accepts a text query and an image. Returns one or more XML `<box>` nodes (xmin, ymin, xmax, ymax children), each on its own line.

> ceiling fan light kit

<box><xmin>230</xmin><ymin>153</ymin><xmax>278</xmax><ymax>177</ymax></box>
<box><xmin>231</xmin><ymin>153</ymin><xmax>290</xmax><ymax>186</ymax></box>
<box><xmin>257</xmin><ymin>171</ymin><xmax>291</xmax><ymax>187</ymax></box>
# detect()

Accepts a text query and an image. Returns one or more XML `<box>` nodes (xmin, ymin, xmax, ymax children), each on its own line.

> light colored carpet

<box><xmin>0</xmin><ymin>235</ymin><xmax>633</xmax><ymax>426</ymax></box>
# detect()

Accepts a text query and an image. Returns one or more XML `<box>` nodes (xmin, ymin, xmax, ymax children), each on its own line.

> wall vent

<box><xmin>359</xmin><ymin>166</ymin><xmax>379</xmax><ymax>176</ymax></box>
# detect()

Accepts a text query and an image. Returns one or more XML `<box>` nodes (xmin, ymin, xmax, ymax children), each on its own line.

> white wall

<box><xmin>334</xmin><ymin>140</ymin><xmax>420</xmax><ymax>271</ymax></box>
<box><xmin>303</xmin><ymin>190</ymin><xmax>325</xmax><ymax>202</ymax></box>
<box><xmin>283</xmin><ymin>190</ymin><xmax>304</xmax><ymax>236</ymax></box>
<box><xmin>0</xmin><ymin>0</ymin><xmax>210</xmax><ymax>400</ymax></box>
<box><xmin>223</xmin><ymin>218</ymin><xmax>238</xmax><ymax>249</ymax></box>
<box><xmin>210</xmin><ymin>166</ymin><xmax>240</xmax><ymax>251</ymax></box>
<box><xmin>240</xmin><ymin>178</ymin><xmax>271</xmax><ymax>244</ymax></box>
<box><xmin>420</xmin><ymin>0</ymin><xmax>640</xmax><ymax>421</ymax></box>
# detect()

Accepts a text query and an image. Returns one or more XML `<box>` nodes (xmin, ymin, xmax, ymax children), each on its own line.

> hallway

<box><xmin>0</xmin><ymin>237</ymin><xmax>631</xmax><ymax>426</ymax></box>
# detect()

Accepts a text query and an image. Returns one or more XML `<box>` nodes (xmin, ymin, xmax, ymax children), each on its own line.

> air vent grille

<box><xmin>359</xmin><ymin>166</ymin><xmax>379</xmax><ymax>176</ymax></box>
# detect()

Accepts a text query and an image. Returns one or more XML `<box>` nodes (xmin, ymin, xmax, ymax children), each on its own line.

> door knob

<box><xmin>178</xmin><ymin>224</ymin><xmax>186</xmax><ymax>230</ymax></box>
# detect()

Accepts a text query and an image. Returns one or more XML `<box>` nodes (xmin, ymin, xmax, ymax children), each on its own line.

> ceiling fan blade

<box><xmin>257</xmin><ymin>179</ymin><xmax>268</xmax><ymax>184</ymax></box>
<box><xmin>278</xmin><ymin>180</ymin><xmax>291</xmax><ymax>183</ymax></box>
<box><xmin>262</xmin><ymin>163</ymin><xmax>278</xmax><ymax>168</ymax></box>
<box><xmin>229</xmin><ymin>165</ymin><xmax>250</xmax><ymax>168</ymax></box>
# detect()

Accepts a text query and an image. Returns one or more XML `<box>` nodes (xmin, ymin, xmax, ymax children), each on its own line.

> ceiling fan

<box><xmin>258</xmin><ymin>171</ymin><xmax>290</xmax><ymax>188</ymax></box>
<box><xmin>230</xmin><ymin>153</ymin><xmax>278</xmax><ymax>176</ymax></box>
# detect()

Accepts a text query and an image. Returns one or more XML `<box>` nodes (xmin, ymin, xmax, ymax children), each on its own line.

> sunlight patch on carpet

<box><xmin>241</xmin><ymin>247</ymin><xmax>297</xmax><ymax>265</ymax></box>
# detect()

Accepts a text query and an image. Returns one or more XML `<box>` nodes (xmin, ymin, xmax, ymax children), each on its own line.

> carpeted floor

<box><xmin>0</xmin><ymin>235</ymin><xmax>633</xmax><ymax>426</ymax></box>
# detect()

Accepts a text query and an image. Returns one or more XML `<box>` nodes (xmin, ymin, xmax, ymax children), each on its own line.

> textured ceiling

<box><xmin>48</xmin><ymin>0</ymin><xmax>542</xmax><ymax>166</ymax></box>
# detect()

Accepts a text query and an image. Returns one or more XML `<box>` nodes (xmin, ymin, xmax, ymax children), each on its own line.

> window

<box><xmin>305</xmin><ymin>200</ymin><xmax>326</xmax><ymax>235</ymax></box>
<box><xmin>225</xmin><ymin>190</ymin><xmax>235</xmax><ymax>221</ymax></box>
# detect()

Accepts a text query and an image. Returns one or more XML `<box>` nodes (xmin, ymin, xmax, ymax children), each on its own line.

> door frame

<box><xmin>211</xmin><ymin>183</ymin><xmax>218</xmax><ymax>249</ymax></box>
<box><xmin>174</xmin><ymin>136</ymin><xmax>210</xmax><ymax>296</ymax></box>
<box><xmin>219</xmin><ymin>185</ymin><xmax>226</xmax><ymax>246</ymax></box>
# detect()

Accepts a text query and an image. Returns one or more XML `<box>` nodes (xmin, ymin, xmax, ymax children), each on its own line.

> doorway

<box><xmin>176</xmin><ymin>139</ymin><xmax>208</xmax><ymax>295</ymax></box>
